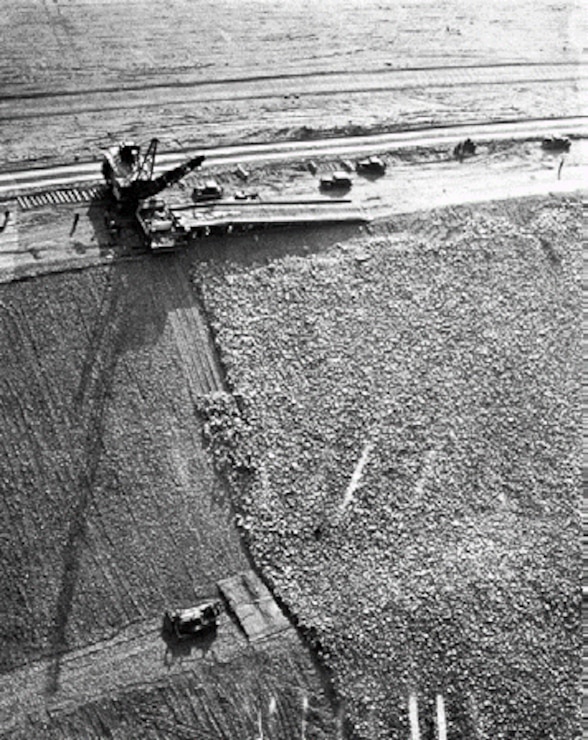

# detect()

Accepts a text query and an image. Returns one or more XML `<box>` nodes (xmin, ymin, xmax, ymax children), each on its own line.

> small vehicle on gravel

<box><xmin>319</xmin><ymin>171</ymin><xmax>353</xmax><ymax>190</ymax></box>
<box><xmin>192</xmin><ymin>179</ymin><xmax>224</xmax><ymax>201</ymax></box>
<box><xmin>356</xmin><ymin>156</ymin><xmax>386</xmax><ymax>174</ymax></box>
<box><xmin>234</xmin><ymin>190</ymin><xmax>259</xmax><ymax>200</ymax></box>
<box><xmin>453</xmin><ymin>138</ymin><xmax>476</xmax><ymax>160</ymax></box>
<box><xmin>164</xmin><ymin>600</ymin><xmax>222</xmax><ymax>640</ymax></box>
<box><xmin>541</xmin><ymin>135</ymin><xmax>571</xmax><ymax>152</ymax></box>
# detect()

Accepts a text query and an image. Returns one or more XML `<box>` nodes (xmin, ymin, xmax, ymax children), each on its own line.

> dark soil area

<box><xmin>0</xmin><ymin>255</ymin><xmax>244</xmax><ymax>672</ymax></box>
<box><xmin>3</xmin><ymin>633</ymin><xmax>337</xmax><ymax>740</ymax></box>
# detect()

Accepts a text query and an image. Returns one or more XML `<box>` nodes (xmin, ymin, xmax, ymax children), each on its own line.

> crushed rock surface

<box><xmin>194</xmin><ymin>196</ymin><xmax>581</xmax><ymax>739</ymax></box>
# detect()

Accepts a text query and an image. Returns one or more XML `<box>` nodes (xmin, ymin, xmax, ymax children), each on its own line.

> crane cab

<box><xmin>101</xmin><ymin>139</ymin><xmax>158</xmax><ymax>203</ymax></box>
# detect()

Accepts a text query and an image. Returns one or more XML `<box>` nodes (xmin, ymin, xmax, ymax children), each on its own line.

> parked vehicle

<box><xmin>319</xmin><ymin>171</ymin><xmax>353</xmax><ymax>190</ymax></box>
<box><xmin>453</xmin><ymin>138</ymin><xmax>476</xmax><ymax>160</ymax></box>
<box><xmin>541</xmin><ymin>135</ymin><xmax>571</xmax><ymax>152</ymax></box>
<box><xmin>164</xmin><ymin>600</ymin><xmax>223</xmax><ymax>640</ymax></box>
<box><xmin>192</xmin><ymin>179</ymin><xmax>224</xmax><ymax>201</ymax></box>
<box><xmin>356</xmin><ymin>156</ymin><xmax>386</xmax><ymax>174</ymax></box>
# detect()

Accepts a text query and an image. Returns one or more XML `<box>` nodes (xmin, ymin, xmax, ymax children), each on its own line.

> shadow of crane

<box><xmin>44</xmin><ymin>259</ymin><xmax>180</xmax><ymax>695</ymax></box>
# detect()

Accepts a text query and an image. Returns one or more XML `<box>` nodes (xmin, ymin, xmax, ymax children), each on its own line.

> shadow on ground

<box><xmin>161</xmin><ymin>624</ymin><xmax>218</xmax><ymax>668</ymax></box>
<box><xmin>36</xmin><ymin>254</ymin><xmax>221</xmax><ymax>694</ymax></box>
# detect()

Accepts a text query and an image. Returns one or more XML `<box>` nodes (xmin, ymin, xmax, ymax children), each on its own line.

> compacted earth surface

<box><xmin>194</xmin><ymin>195</ymin><xmax>581</xmax><ymax>739</ymax></box>
<box><xmin>0</xmin><ymin>0</ymin><xmax>584</xmax><ymax>169</ymax></box>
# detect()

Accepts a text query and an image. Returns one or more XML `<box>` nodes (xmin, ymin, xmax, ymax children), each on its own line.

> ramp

<box><xmin>218</xmin><ymin>570</ymin><xmax>291</xmax><ymax>642</ymax></box>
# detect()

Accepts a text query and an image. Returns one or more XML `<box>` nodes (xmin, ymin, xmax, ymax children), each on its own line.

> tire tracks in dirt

<box><xmin>154</xmin><ymin>253</ymin><xmax>225</xmax><ymax>401</ymax></box>
<box><xmin>0</xmin><ymin>613</ymin><xmax>317</xmax><ymax>739</ymax></box>
<box><xmin>0</xmin><ymin>61</ymin><xmax>583</xmax><ymax>105</ymax></box>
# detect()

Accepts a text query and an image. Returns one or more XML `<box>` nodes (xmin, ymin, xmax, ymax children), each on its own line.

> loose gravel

<box><xmin>194</xmin><ymin>195</ymin><xmax>581</xmax><ymax>739</ymax></box>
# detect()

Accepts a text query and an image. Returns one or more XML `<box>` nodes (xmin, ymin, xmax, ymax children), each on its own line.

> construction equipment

<box><xmin>541</xmin><ymin>135</ymin><xmax>571</xmax><ymax>152</ymax></box>
<box><xmin>356</xmin><ymin>155</ymin><xmax>386</xmax><ymax>175</ymax></box>
<box><xmin>163</xmin><ymin>600</ymin><xmax>223</xmax><ymax>640</ymax></box>
<box><xmin>101</xmin><ymin>138</ymin><xmax>205</xmax><ymax>205</ymax></box>
<box><xmin>136</xmin><ymin>197</ymin><xmax>369</xmax><ymax>251</ymax></box>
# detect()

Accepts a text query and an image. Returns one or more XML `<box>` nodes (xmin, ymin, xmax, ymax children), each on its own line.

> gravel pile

<box><xmin>194</xmin><ymin>196</ymin><xmax>581</xmax><ymax>739</ymax></box>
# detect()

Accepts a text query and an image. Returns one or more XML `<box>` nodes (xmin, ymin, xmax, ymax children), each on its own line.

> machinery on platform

<box><xmin>101</xmin><ymin>138</ymin><xmax>205</xmax><ymax>205</ymax></box>
<box><xmin>136</xmin><ymin>197</ymin><xmax>370</xmax><ymax>251</ymax></box>
<box><xmin>100</xmin><ymin>139</ymin><xmax>370</xmax><ymax>252</ymax></box>
<box><xmin>541</xmin><ymin>135</ymin><xmax>571</xmax><ymax>152</ymax></box>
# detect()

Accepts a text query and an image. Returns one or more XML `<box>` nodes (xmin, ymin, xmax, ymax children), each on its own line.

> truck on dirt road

<box><xmin>164</xmin><ymin>600</ymin><xmax>223</xmax><ymax>640</ymax></box>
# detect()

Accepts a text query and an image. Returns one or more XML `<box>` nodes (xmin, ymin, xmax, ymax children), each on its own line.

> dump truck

<box><xmin>102</xmin><ymin>138</ymin><xmax>205</xmax><ymax>206</ymax></box>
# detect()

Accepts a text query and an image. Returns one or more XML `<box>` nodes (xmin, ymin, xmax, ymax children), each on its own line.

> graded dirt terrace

<box><xmin>1</xmin><ymin>255</ymin><xmax>230</xmax><ymax>667</ymax></box>
<box><xmin>0</xmin><ymin>0</ymin><xmax>584</xmax><ymax>169</ymax></box>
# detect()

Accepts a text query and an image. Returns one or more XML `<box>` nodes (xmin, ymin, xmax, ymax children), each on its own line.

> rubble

<box><xmin>195</xmin><ymin>196</ymin><xmax>581</xmax><ymax>739</ymax></box>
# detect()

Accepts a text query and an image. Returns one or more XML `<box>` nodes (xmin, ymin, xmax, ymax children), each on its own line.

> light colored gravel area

<box><xmin>194</xmin><ymin>195</ymin><xmax>581</xmax><ymax>739</ymax></box>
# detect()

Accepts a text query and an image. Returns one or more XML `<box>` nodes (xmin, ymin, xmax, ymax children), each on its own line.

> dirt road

<box><xmin>1</xmin><ymin>0</ymin><xmax>584</xmax><ymax>168</ymax></box>
<box><xmin>0</xmin><ymin>117</ymin><xmax>585</xmax><ymax>194</ymax></box>
<box><xmin>0</xmin><ymin>128</ymin><xmax>585</xmax><ymax>285</ymax></box>
<box><xmin>0</xmin><ymin>612</ymin><xmax>308</xmax><ymax>739</ymax></box>
<box><xmin>3</xmin><ymin>62</ymin><xmax>583</xmax><ymax>125</ymax></box>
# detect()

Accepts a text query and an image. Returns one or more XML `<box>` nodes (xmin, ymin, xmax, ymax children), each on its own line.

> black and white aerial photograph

<box><xmin>0</xmin><ymin>1</ymin><xmax>583</xmax><ymax>738</ymax></box>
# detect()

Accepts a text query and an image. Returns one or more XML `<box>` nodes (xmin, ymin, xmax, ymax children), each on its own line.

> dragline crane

<box><xmin>101</xmin><ymin>138</ymin><xmax>205</xmax><ymax>205</ymax></box>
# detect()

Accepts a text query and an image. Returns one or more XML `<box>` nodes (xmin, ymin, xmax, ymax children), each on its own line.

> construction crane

<box><xmin>101</xmin><ymin>138</ymin><xmax>205</xmax><ymax>206</ymax></box>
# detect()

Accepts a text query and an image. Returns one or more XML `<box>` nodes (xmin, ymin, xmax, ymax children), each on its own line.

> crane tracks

<box><xmin>16</xmin><ymin>185</ymin><xmax>107</xmax><ymax>210</ymax></box>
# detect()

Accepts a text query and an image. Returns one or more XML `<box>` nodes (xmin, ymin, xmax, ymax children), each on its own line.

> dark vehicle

<box><xmin>453</xmin><ymin>138</ymin><xmax>476</xmax><ymax>160</ymax></box>
<box><xmin>319</xmin><ymin>171</ymin><xmax>353</xmax><ymax>190</ymax></box>
<box><xmin>356</xmin><ymin>155</ymin><xmax>386</xmax><ymax>174</ymax></box>
<box><xmin>541</xmin><ymin>135</ymin><xmax>571</xmax><ymax>152</ymax></box>
<box><xmin>192</xmin><ymin>179</ymin><xmax>224</xmax><ymax>201</ymax></box>
<box><xmin>164</xmin><ymin>600</ymin><xmax>223</xmax><ymax>640</ymax></box>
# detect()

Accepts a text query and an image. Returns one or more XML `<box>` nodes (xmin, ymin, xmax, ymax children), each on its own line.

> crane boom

<box><xmin>101</xmin><ymin>140</ymin><xmax>205</xmax><ymax>206</ymax></box>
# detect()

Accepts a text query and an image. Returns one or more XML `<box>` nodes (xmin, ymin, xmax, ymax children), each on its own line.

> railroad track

<box><xmin>16</xmin><ymin>185</ymin><xmax>107</xmax><ymax>210</ymax></box>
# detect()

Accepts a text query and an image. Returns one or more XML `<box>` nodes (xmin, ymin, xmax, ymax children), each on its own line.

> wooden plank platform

<box><xmin>217</xmin><ymin>570</ymin><xmax>291</xmax><ymax>643</ymax></box>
